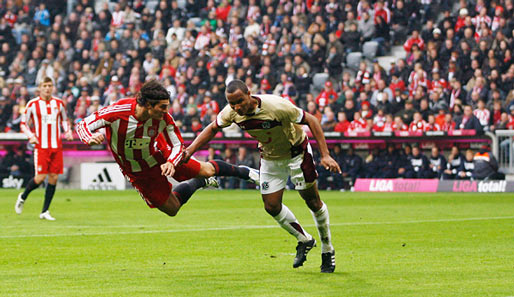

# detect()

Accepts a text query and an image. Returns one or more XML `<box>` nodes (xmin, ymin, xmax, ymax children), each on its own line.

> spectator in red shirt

<box><xmin>334</xmin><ymin>111</ymin><xmax>350</xmax><ymax>133</ymax></box>
<box><xmin>349</xmin><ymin>111</ymin><xmax>367</xmax><ymax>132</ymax></box>
<box><xmin>409</xmin><ymin>112</ymin><xmax>427</xmax><ymax>132</ymax></box>
<box><xmin>316</xmin><ymin>81</ymin><xmax>338</xmax><ymax>110</ymax></box>
<box><xmin>441</xmin><ymin>113</ymin><xmax>456</xmax><ymax>131</ymax></box>
<box><xmin>216</xmin><ymin>0</ymin><xmax>231</xmax><ymax>22</ymax></box>
<box><xmin>403</xmin><ymin>29</ymin><xmax>424</xmax><ymax>52</ymax></box>
<box><xmin>393</xmin><ymin>116</ymin><xmax>408</xmax><ymax>131</ymax></box>
<box><xmin>425</xmin><ymin>114</ymin><xmax>441</xmax><ymax>131</ymax></box>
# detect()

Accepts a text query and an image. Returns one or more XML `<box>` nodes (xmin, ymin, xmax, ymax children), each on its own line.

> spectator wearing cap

<box><xmin>316</xmin><ymin>81</ymin><xmax>338</xmax><ymax>111</ymax></box>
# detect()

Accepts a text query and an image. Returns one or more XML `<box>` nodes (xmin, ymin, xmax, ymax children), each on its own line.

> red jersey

<box><xmin>76</xmin><ymin>98</ymin><xmax>183</xmax><ymax>173</ymax></box>
<box><xmin>409</xmin><ymin>120</ymin><xmax>427</xmax><ymax>132</ymax></box>
<box><xmin>441</xmin><ymin>121</ymin><xmax>456</xmax><ymax>132</ymax></box>
<box><xmin>349</xmin><ymin>118</ymin><xmax>367</xmax><ymax>132</ymax></box>
<box><xmin>21</xmin><ymin>96</ymin><xmax>70</xmax><ymax>149</ymax></box>
<box><xmin>424</xmin><ymin>123</ymin><xmax>441</xmax><ymax>131</ymax></box>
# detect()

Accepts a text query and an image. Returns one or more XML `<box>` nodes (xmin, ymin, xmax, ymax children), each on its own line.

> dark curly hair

<box><xmin>136</xmin><ymin>80</ymin><xmax>170</xmax><ymax>106</ymax></box>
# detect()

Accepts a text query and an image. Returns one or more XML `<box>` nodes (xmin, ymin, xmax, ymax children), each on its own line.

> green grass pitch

<box><xmin>1</xmin><ymin>189</ymin><xmax>513</xmax><ymax>296</ymax></box>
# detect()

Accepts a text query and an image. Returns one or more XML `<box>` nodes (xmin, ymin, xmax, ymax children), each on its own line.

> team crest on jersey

<box><xmin>148</xmin><ymin>128</ymin><xmax>156</xmax><ymax>137</ymax></box>
<box><xmin>261</xmin><ymin>181</ymin><xmax>269</xmax><ymax>190</ymax></box>
<box><xmin>38</xmin><ymin>166</ymin><xmax>42</xmax><ymax>172</ymax></box>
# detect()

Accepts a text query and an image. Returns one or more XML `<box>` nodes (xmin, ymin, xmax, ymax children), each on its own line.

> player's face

<box><xmin>226</xmin><ymin>89</ymin><xmax>252</xmax><ymax>116</ymax></box>
<box><xmin>40</xmin><ymin>82</ymin><xmax>54</xmax><ymax>99</ymax></box>
<box><xmin>147</xmin><ymin>99</ymin><xmax>170</xmax><ymax>120</ymax></box>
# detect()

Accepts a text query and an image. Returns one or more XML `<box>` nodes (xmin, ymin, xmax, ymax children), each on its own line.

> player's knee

<box><xmin>264</xmin><ymin>202</ymin><xmax>281</xmax><ymax>216</ymax></box>
<box><xmin>198</xmin><ymin>162</ymin><xmax>215</xmax><ymax>177</ymax></box>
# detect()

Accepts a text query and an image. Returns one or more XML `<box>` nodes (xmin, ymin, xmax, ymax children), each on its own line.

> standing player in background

<box><xmin>183</xmin><ymin>79</ymin><xmax>340</xmax><ymax>273</ymax></box>
<box><xmin>76</xmin><ymin>80</ymin><xmax>258</xmax><ymax>216</ymax></box>
<box><xmin>15</xmin><ymin>77</ymin><xmax>73</xmax><ymax>220</ymax></box>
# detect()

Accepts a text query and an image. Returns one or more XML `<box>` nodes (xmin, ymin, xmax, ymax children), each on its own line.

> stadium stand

<box><xmin>0</xmin><ymin>0</ymin><xmax>513</xmax><ymax>189</ymax></box>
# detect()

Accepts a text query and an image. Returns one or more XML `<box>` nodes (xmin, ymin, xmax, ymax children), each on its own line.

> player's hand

<box><xmin>161</xmin><ymin>162</ymin><xmax>175</xmax><ymax>177</ymax></box>
<box><xmin>65</xmin><ymin>130</ymin><xmax>73</xmax><ymax>141</ymax></box>
<box><xmin>320</xmin><ymin>155</ymin><xmax>342</xmax><ymax>174</ymax></box>
<box><xmin>88</xmin><ymin>133</ymin><xmax>105</xmax><ymax>145</ymax></box>
<box><xmin>181</xmin><ymin>149</ymin><xmax>193</xmax><ymax>164</ymax></box>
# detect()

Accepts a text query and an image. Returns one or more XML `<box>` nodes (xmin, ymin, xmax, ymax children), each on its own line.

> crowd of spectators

<box><xmin>0</xmin><ymin>0</ymin><xmax>513</xmax><ymax>137</ymax></box>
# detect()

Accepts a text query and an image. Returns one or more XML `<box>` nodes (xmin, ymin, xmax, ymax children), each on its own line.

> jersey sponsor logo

<box><xmin>41</xmin><ymin>114</ymin><xmax>57</xmax><ymax>124</ymax></box>
<box><xmin>125</xmin><ymin>138</ymin><xmax>151</xmax><ymax>149</ymax></box>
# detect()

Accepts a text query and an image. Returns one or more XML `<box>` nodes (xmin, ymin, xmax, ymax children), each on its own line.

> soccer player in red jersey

<box><xmin>76</xmin><ymin>80</ymin><xmax>258</xmax><ymax>216</ymax></box>
<box><xmin>15</xmin><ymin>77</ymin><xmax>73</xmax><ymax>220</ymax></box>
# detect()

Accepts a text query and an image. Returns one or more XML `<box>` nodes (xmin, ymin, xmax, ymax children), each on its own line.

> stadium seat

<box><xmin>346</xmin><ymin>52</ymin><xmax>363</xmax><ymax>71</ymax></box>
<box><xmin>312</xmin><ymin>73</ymin><xmax>329</xmax><ymax>93</ymax></box>
<box><xmin>363</xmin><ymin>41</ymin><xmax>379</xmax><ymax>61</ymax></box>
<box><xmin>146</xmin><ymin>0</ymin><xmax>159</xmax><ymax>12</ymax></box>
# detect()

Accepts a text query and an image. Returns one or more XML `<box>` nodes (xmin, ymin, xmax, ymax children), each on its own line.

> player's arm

<box><xmin>303</xmin><ymin>112</ymin><xmax>342</xmax><ymax>174</ymax></box>
<box><xmin>20</xmin><ymin>103</ymin><xmax>38</xmax><ymax>145</ymax></box>
<box><xmin>182</xmin><ymin>121</ymin><xmax>221</xmax><ymax>163</ymax></box>
<box><xmin>161</xmin><ymin>116</ymin><xmax>185</xmax><ymax>176</ymax></box>
<box><xmin>60</xmin><ymin>103</ymin><xmax>73</xmax><ymax>140</ymax></box>
<box><xmin>76</xmin><ymin>108</ymin><xmax>111</xmax><ymax>145</ymax></box>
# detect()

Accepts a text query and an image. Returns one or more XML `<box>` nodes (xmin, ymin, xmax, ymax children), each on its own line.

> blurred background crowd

<box><xmin>0</xmin><ymin>0</ymin><xmax>512</xmax><ymax>188</ymax></box>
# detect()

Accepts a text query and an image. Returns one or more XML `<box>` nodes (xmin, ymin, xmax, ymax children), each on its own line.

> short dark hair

<box><xmin>226</xmin><ymin>79</ymin><xmax>248</xmax><ymax>94</ymax></box>
<box><xmin>136</xmin><ymin>79</ymin><xmax>170</xmax><ymax>106</ymax></box>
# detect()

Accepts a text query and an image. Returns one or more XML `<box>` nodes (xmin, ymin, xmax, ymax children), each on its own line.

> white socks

<box><xmin>311</xmin><ymin>202</ymin><xmax>334</xmax><ymax>253</ymax></box>
<box><xmin>273</xmin><ymin>204</ymin><xmax>312</xmax><ymax>243</ymax></box>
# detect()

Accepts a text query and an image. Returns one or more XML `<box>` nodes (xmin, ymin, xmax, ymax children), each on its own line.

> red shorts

<box><xmin>34</xmin><ymin>148</ymin><xmax>63</xmax><ymax>174</ymax></box>
<box><xmin>128</xmin><ymin>158</ymin><xmax>202</xmax><ymax>208</ymax></box>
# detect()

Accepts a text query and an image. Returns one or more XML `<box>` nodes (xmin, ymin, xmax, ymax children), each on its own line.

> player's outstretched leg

<box><xmin>209</xmin><ymin>160</ymin><xmax>260</xmax><ymax>183</ymax></box>
<box><xmin>173</xmin><ymin>177</ymin><xmax>219</xmax><ymax>205</ymax></box>
<box><xmin>158</xmin><ymin>177</ymin><xmax>219</xmax><ymax>217</ymax></box>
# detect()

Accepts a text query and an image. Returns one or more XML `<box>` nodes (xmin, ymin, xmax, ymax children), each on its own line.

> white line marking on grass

<box><xmin>1</xmin><ymin>216</ymin><xmax>513</xmax><ymax>239</ymax></box>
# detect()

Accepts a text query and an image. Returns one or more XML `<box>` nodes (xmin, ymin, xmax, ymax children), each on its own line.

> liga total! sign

<box><xmin>354</xmin><ymin>179</ymin><xmax>514</xmax><ymax>193</ymax></box>
<box><xmin>354</xmin><ymin>179</ymin><xmax>439</xmax><ymax>192</ymax></box>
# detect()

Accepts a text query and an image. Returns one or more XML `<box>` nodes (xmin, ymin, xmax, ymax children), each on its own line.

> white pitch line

<box><xmin>1</xmin><ymin>216</ymin><xmax>513</xmax><ymax>239</ymax></box>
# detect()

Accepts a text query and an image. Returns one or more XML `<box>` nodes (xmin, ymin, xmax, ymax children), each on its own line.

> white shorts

<box><xmin>259</xmin><ymin>143</ymin><xmax>318</xmax><ymax>194</ymax></box>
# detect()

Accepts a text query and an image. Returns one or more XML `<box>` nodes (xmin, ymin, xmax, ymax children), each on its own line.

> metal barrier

<box><xmin>494</xmin><ymin>130</ymin><xmax>514</xmax><ymax>174</ymax></box>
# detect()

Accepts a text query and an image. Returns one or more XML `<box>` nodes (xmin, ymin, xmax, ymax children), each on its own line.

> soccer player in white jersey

<box><xmin>76</xmin><ymin>80</ymin><xmax>258</xmax><ymax>216</ymax></box>
<box><xmin>184</xmin><ymin>79</ymin><xmax>341</xmax><ymax>273</ymax></box>
<box><xmin>15</xmin><ymin>77</ymin><xmax>73</xmax><ymax>220</ymax></box>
